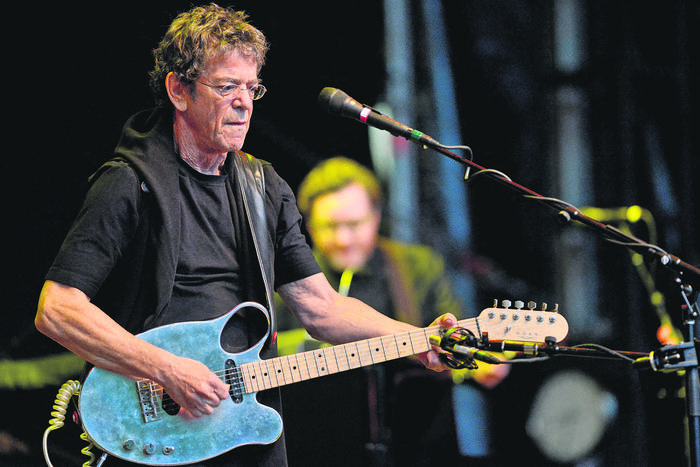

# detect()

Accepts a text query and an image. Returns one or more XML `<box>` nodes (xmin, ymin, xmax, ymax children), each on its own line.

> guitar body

<box><xmin>79</xmin><ymin>302</ymin><xmax>282</xmax><ymax>465</ymax></box>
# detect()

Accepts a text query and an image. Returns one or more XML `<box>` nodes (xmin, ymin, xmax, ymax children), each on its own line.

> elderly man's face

<box><xmin>180</xmin><ymin>50</ymin><xmax>258</xmax><ymax>154</ymax></box>
<box><xmin>308</xmin><ymin>183</ymin><xmax>381</xmax><ymax>272</ymax></box>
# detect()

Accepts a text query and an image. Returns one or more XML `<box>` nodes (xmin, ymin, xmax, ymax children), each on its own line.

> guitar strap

<box><xmin>232</xmin><ymin>151</ymin><xmax>276</xmax><ymax>347</ymax></box>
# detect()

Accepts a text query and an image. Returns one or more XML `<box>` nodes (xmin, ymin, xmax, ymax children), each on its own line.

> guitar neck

<box><xmin>237</xmin><ymin>318</ymin><xmax>475</xmax><ymax>394</ymax></box>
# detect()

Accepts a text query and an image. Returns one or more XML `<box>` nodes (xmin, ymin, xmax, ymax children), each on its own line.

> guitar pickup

<box><xmin>226</xmin><ymin>359</ymin><xmax>244</xmax><ymax>404</ymax></box>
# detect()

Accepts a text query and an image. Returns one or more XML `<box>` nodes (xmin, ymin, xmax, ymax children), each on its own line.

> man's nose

<box><xmin>332</xmin><ymin>225</ymin><xmax>355</xmax><ymax>245</ymax></box>
<box><xmin>231</xmin><ymin>91</ymin><xmax>253</xmax><ymax>109</ymax></box>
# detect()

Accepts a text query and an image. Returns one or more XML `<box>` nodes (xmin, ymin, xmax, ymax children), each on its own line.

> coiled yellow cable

<box><xmin>42</xmin><ymin>380</ymin><xmax>97</xmax><ymax>467</ymax></box>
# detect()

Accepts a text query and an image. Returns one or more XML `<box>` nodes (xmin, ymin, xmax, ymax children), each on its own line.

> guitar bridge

<box><xmin>136</xmin><ymin>380</ymin><xmax>163</xmax><ymax>423</ymax></box>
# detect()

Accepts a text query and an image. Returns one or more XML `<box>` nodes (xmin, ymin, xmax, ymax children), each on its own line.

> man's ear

<box><xmin>165</xmin><ymin>72</ymin><xmax>189</xmax><ymax>112</ymax></box>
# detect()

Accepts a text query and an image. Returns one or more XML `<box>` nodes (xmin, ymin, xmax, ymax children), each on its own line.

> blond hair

<box><xmin>297</xmin><ymin>157</ymin><xmax>382</xmax><ymax>218</ymax></box>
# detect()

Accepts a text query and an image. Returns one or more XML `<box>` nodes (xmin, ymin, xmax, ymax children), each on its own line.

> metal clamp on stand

<box><xmin>634</xmin><ymin>340</ymin><xmax>699</xmax><ymax>373</ymax></box>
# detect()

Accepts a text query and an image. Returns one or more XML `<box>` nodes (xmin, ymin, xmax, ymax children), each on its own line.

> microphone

<box><xmin>318</xmin><ymin>87</ymin><xmax>440</xmax><ymax>147</ymax></box>
<box><xmin>579</xmin><ymin>205</ymin><xmax>644</xmax><ymax>223</ymax></box>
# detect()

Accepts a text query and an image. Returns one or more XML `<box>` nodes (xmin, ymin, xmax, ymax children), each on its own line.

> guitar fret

<box><xmin>269</xmin><ymin>359</ymin><xmax>281</xmax><ymax>388</ymax></box>
<box><xmin>358</xmin><ymin>341</ymin><xmax>370</xmax><ymax>366</ymax></box>
<box><xmin>410</xmin><ymin>329</ymin><xmax>429</xmax><ymax>354</ymax></box>
<box><xmin>240</xmin><ymin>366</ymin><xmax>252</xmax><ymax>393</ymax></box>
<box><xmin>271</xmin><ymin>358</ymin><xmax>285</xmax><ymax>386</ymax></box>
<box><xmin>325</xmin><ymin>347</ymin><xmax>336</xmax><ymax>372</ymax></box>
<box><xmin>316</xmin><ymin>349</ymin><xmax>329</xmax><ymax>375</ymax></box>
<box><xmin>296</xmin><ymin>354</ymin><xmax>308</xmax><ymax>379</ymax></box>
<box><xmin>357</xmin><ymin>340</ymin><xmax>373</xmax><ymax>366</ymax></box>
<box><xmin>369</xmin><ymin>337</ymin><xmax>387</xmax><ymax>363</ymax></box>
<box><xmin>279</xmin><ymin>356</ymin><xmax>290</xmax><ymax>383</ymax></box>
<box><xmin>378</xmin><ymin>335</ymin><xmax>395</xmax><ymax>361</ymax></box>
<box><xmin>362</xmin><ymin>340</ymin><xmax>374</xmax><ymax>364</ymax></box>
<box><xmin>249</xmin><ymin>361</ymin><xmax>263</xmax><ymax>391</ymax></box>
<box><xmin>391</xmin><ymin>334</ymin><xmax>406</xmax><ymax>358</ymax></box>
<box><xmin>299</xmin><ymin>351</ymin><xmax>314</xmax><ymax>379</ymax></box>
<box><xmin>286</xmin><ymin>354</ymin><xmax>302</xmax><ymax>383</ymax></box>
<box><xmin>252</xmin><ymin>363</ymin><xmax>264</xmax><ymax>391</ymax></box>
<box><xmin>302</xmin><ymin>350</ymin><xmax>318</xmax><ymax>379</ymax></box>
<box><xmin>335</xmin><ymin>345</ymin><xmax>350</xmax><ymax>372</ymax></box>
<box><xmin>324</xmin><ymin>347</ymin><xmax>339</xmax><ymax>374</ymax></box>
<box><xmin>394</xmin><ymin>331</ymin><xmax>414</xmax><ymax>357</ymax></box>
<box><xmin>276</xmin><ymin>357</ymin><xmax>289</xmax><ymax>384</ymax></box>
<box><xmin>346</xmin><ymin>342</ymin><xmax>362</xmax><ymax>369</ymax></box>
<box><xmin>258</xmin><ymin>359</ymin><xmax>274</xmax><ymax>390</ymax></box>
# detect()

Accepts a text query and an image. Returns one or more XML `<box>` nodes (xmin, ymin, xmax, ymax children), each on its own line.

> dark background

<box><xmin>3</xmin><ymin>1</ymin><xmax>698</xmax><ymax>465</ymax></box>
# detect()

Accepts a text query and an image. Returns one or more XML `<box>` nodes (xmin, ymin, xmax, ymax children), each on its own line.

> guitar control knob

<box><xmin>162</xmin><ymin>446</ymin><xmax>175</xmax><ymax>455</ymax></box>
<box><xmin>143</xmin><ymin>443</ymin><xmax>156</xmax><ymax>455</ymax></box>
<box><xmin>122</xmin><ymin>439</ymin><xmax>135</xmax><ymax>451</ymax></box>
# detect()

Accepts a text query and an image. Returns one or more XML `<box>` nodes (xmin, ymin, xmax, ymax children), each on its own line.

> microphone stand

<box><xmin>395</xmin><ymin>131</ymin><xmax>700</xmax><ymax>465</ymax></box>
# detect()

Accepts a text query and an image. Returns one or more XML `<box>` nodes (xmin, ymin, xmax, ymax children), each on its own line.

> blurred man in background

<box><xmin>277</xmin><ymin>156</ymin><xmax>508</xmax><ymax>466</ymax></box>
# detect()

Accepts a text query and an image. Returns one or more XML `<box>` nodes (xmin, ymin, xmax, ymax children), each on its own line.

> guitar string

<box><xmin>144</xmin><ymin>311</ymin><xmax>562</xmax><ymax>414</ymax></box>
<box><xmin>148</xmin><ymin>319</ymin><xmax>472</xmax><ymax>409</ymax></box>
<box><xmin>149</xmin><ymin>337</ymin><xmax>412</xmax><ymax>411</ymax></box>
<box><xmin>147</xmin><ymin>317</ymin><xmax>481</xmax><ymax>411</ymax></box>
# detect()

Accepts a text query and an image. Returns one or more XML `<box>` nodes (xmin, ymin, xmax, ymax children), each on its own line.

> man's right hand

<box><xmin>161</xmin><ymin>356</ymin><xmax>230</xmax><ymax>418</ymax></box>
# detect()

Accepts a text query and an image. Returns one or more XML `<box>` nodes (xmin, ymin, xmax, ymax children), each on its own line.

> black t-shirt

<box><xmin>165</xmin><ymin>159</ymin><xmax>244</xmax><ymax>324</ymax></box>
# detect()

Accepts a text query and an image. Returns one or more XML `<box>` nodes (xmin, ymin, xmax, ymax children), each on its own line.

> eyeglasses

<box><xmin>197</xmin><ymin>80</ymin><xmax>267</xmax><ymax>100</ymax></box>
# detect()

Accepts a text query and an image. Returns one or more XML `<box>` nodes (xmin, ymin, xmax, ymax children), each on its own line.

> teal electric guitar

<box><xmin>78</xmin><ymin>301</ymin><xmax>568</xmax><ymax>465</ymax></box>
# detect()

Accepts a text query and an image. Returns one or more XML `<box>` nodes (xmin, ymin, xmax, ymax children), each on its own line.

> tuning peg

<box><xmin>527</xmin><ymin>301</ymin><xmax>537</xmax><ymax>310</ymax></box>
<box><xmin>541</xmin><ymin>302</ymin><xmax>548</xmax><ymax>311</ymax></box>
<box><xmin>502</xmin><ymin>299</ymin><xmax>511</xmax><ymax>309</ymax></box>
<box><xmin>514</xmin><ymin>300</ymin><xmax>524</xmax><ymax>309</ymax></box>
<box><xmin>553</xmin><ymin>303</ymin><xmax>559</xmax><ymax>313</ymax></box>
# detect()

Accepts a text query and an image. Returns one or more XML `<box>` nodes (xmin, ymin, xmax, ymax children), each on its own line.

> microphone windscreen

<box><xmin>318</xmin><ymin>87</ymin><xmax>359</xmax><ymax>117</ymax></box>
<box><xmin>318</xmin><ymin>87</ymin><xmax>342</xmax><ymax>113</ymax></box>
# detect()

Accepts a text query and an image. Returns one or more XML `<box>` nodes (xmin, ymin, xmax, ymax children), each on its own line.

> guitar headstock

<box><xmin>476</xmin><ymin>300</ymin><xmax>569</xmax><ymax>343</ymax></box>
